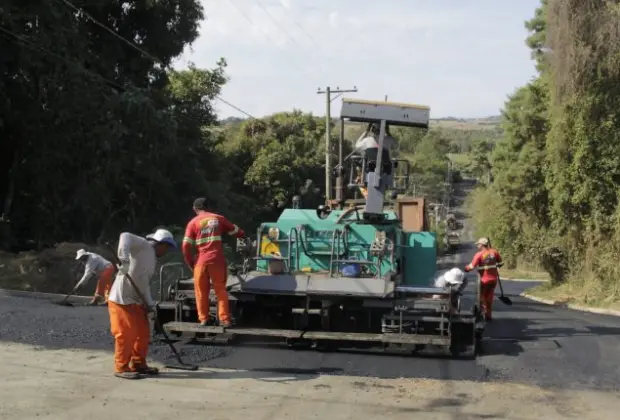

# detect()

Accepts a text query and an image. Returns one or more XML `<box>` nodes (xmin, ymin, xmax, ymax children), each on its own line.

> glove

<box><xmin>117</xmin><ymin>260</ymin><xmax>130</xmax><ymax>275</ymax></box>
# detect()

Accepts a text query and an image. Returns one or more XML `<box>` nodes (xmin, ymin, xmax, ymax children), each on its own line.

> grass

<box><xmin>524</xmin><ymin>281</ymin><xmax>620</xmax><ymax>312</ymax></box>
<box><xmin>499</xmin><ymin>268</ymin><xmax>550</xmax><ymax>281</ymax></box>
<box><xmin>447</xmin><ymin>153</ymin><xmax>471</xmax><ymax>168</ymax></box>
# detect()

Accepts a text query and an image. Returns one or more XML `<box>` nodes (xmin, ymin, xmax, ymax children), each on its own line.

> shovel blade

<box><xmin>165</xmin><ymin>364</ymin><xmax>199</xmax><ymax>371</ymax></box>
<box><xmin>499</xmin><ymin>296</ymin><xmax>513</xmax><ymax>306</ymax></box>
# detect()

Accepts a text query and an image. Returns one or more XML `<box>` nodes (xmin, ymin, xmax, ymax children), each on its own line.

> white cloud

<box><xmin>176</xmin><ymin>0</ymin><xmax>540</xmax><ymax>119</ymax></box>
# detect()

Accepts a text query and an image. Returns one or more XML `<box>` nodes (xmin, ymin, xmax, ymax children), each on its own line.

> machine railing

<box><xmin>347</xmin><ymin>155</ymin><xmax>410</xmax><ymax>195</ymax></box>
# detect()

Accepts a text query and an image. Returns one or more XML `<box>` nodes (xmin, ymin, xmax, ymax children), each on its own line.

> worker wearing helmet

<box><xmin>108</xmin><ymin>229</ymin><xmax>177</xmax><ymax>379</ymax></box>
<box><xmin>464</xmin><ymin>237</ymin><xmax>503</xmax><ymax>321</ymax></box>
<box><xmin>182</xmin><ymin>197</ymin><xmax>245</xmax><ymax>328</ymax></box>
<box><xmin>75</xmin><ymin>249</ymin><xmax>116</xmax><ymax>305</ymax></box>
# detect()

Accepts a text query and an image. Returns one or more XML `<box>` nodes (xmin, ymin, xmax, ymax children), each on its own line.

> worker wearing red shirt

<box><xmin>182</xmin><ymin>197</ymin><xmax>245</xmax><ymax>327</ymax></box>
<box><xmin>464</xmin><ymin>237</ymin><xmax>503</xmax><ymax>321</ymax></box>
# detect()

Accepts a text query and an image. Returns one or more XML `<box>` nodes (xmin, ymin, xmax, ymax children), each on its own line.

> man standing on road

<box><xmin>75</xmin><ymin>249</ymin><xmax>116</xmax><ymax>306</ymax></box>
<box><xmin>182</xmin><ymin>197</ymin><xmax>245</xmax><ymax>328</ymax></box>
<box><xmin>108</xmin><ymin>229</ymin><xmax>177</xmax><ymax>380</ymax></box>
<box><xmin>464</xmin><ymin>237</ymin><xmax>503</xmax><ymax>321</ymax></box>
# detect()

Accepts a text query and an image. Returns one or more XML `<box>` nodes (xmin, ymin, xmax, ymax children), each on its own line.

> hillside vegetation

<box><xmin>468</xmin><ymin>0</ymin><xmax>620</xmax><ymax>308</ymax></box>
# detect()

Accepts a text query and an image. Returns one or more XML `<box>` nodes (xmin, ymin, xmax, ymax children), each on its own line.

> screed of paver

<box><xmin>1</xmin><ymin>343</ymin><xmax>619</xmax><ymax>420</ymax></box>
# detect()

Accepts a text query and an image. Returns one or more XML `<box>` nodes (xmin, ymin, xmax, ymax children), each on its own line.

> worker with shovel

<box><xmin>182</xmin><ymin>197</ymin><xmax>245</xmax><ymax>328</ymax></box>
<box><xmin>75</xmin><ymin>249</ymin><xmax>116</xmax><ymax>305</ymax></box>
<box><xmin>465</xmin><ymin>237</ymin><xmax>503</xmax><ymax>322</ymax></box>
<box><xmin>107</xmin><ymin>229</ymin><xmax>177</xmax><ymax>379</ymax></box>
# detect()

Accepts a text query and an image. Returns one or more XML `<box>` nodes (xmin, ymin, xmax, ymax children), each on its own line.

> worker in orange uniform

<box><xmin>75</xmin><ymin>249</ymin><xmax>116</xmax><ymax>305</ymax></box>
<box><xmin>464</xmin><ymin>237</ymin><xmax>503</xmax><ymax>322</ymax></box>
<box><xmin>108</xmin><ymin>229</ymin><xmax>177</xmax><ymax>379</ymax></box>
<box><xmin>182</xmin><ymin>197</ymin><xmax>245</xmax><ymax>328</ymax></box>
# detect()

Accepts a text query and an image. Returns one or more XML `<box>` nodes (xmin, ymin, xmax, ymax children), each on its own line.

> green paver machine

<box><xmin>156</xmin><ymin>98</ymin><xmax>480</xmax><ymax>357</ymax></box>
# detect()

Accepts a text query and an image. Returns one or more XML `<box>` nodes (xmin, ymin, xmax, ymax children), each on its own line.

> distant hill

<box><xmin>429</xmin><ymin>116</ymin><xmax>502</xmax><ymax>131</ymax></box>
<box><xmin>220</xmin><ymin>115</ymin><xmax>501</xmax><ymax>129</ymax></box>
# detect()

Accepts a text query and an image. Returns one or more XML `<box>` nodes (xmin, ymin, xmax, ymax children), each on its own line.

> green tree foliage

<box><xmin>469</xmin><ymin>0</ymin><xmax>620</xmax><ymax>296</ymax></box>
<box><xmin>0</xmin><ymin>0</ymin><xmax>218</xmax><ymax>246</ymax></box>
<box><xmin>0</xmin><ymin>0</ymin><xmax>484</xmax><ymax>257</ymax></box>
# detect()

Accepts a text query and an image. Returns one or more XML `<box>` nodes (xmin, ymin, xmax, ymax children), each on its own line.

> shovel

<box><xmin>55</xmin><ymin>284</ymin><xmax>79</xmax><ymax>307</ymax></box>
<box><xmin>105</xmin><ymin>242</ymin><xmax>198</xmax><ymax>372</ymax></box>
<box><xmin>496</xmin><ymin>275</ymin><xmax>512</xmax><ymax>306</ymax></box>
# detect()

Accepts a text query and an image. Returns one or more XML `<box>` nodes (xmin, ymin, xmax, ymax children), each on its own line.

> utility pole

<box><xmin>317</xmin><ymin>85</ymin><xmax>358</xmax><ymax>203</ymax></box>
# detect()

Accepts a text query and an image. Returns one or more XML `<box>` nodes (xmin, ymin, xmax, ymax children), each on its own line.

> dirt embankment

<box><xmin>0</xmin><ymin>243</ymin><xmax>116</xmax><ymax>294</ymax></box>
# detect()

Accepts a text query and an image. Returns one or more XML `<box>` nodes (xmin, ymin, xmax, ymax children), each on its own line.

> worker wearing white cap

<box><xmin>107</xmin><ymin>228</ymin><xmax>177</xmax><ymax>379</ymax></box>
<box><xmin>75</xmin><ymin>249</ymin><xmax>116</xmax><ymax>305</ymax></box>
<box><xmin>464</xmin><ymin>237</ymin><xmax>503</xmax><ymax>321</ymax></box>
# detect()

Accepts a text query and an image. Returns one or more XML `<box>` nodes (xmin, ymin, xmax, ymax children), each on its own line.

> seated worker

<box><xmin>353</xmin><ymin>123</ymin><xmax>397</xmax><ymax>175</ymax></box>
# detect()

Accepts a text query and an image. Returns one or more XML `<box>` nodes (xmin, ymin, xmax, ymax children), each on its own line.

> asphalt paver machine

<box><xmin>156</xmin><ymin>98</ymin><xmax>483</xmax><ymax>357</ymax></box>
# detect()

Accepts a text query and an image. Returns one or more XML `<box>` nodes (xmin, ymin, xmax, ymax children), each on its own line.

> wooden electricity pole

<box><xmin>317</xmin><ymin>86</ymin><xmax>358</xmax><ymax>202</ymax></box>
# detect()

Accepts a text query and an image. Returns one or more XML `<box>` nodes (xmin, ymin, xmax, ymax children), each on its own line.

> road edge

<box><xmin>521</xmin><ymin>292</ymin><xmax>620</xmax><ymax>317</ymax></box>
<box><xmin>0</xmin><ymin>288</ymin><xmax>91</xmax><ymax>303</ymax></box>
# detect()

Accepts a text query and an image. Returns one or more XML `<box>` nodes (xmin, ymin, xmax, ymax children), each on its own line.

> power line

<box><xmin>253</xmin><ymin>0</ymin><xmax>327</xmax><ymax>77</ymax></box>
<box><xmin>58</xmin><ymin>0</ymin><xmax>254</xmax><ymax>118</ymax></box>
<box><xmin>0</xmin><ymin>25</ymin><xmax>255</xmax><ymax>130</ymax></box>
<box><xmin>278</xmin><ymin>3</ymin><xmax>321</xmax><ymax>50</ymax></box>
<box><xmin>223</xmin><ymin>0</ymin><xmax>311</xmax><ymax>77</ymax></box>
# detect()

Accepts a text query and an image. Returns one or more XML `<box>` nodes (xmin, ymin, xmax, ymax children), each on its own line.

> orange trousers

<box><xmin>194</xmin><ymin>259</ymin><xmax>230</xmax><ymax>323</ymax></box>
<box><xmin>95</xmin><ymin>264</ymin><xmax>115</xmax><ymax>301</ymax></box>
<box><xmin>108</xmin><ymin>301</ymin><xmax>150</xmax><ymax>373</ymax></box>
<box><xmin>480</xmin><ymin>281</ymin><xmax>497</xmax><ymax>320</ymax></box>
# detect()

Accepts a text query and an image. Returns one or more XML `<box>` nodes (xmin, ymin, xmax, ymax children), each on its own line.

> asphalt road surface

<box><xmin>2</xmin><ymin>186</ymin><xmax>620</xmax><ymax>418</ymax></box>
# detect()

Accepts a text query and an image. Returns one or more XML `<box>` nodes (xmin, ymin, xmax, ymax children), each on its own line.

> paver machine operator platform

<box><xmin>155</xmin><ymin>98</ymin><xmax>484</xmax><ymax>357</ymax></box>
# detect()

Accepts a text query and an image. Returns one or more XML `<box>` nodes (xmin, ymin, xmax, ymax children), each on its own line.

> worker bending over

<box><xmin>108</xmin><ymin>229</ymin><xmax>177</xmax><ymax>380</ymax></box>
<box><xmin>182</xmin><ymin>197</ymin><xmax>245</xmax><ymax>328</ymax></box>
<box><xmin>75</xmin><ymin>249</ymin><xmax>116</xmax><ymax>305</ymax></box>
<box><xmin>433</xmin><ymin>267</ymin><xmax>468</xmax><ymax>314</ymax></box>
<box><xmin>464</xmin><ymin>237</ymin><xmax>503</xmax><ymax>321</ymax></box>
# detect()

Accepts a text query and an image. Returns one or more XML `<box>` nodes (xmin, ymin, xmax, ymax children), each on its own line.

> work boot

<box><xmin>133</xmin><ymin>366</ymin><xmax>159</xmax><ymax>376</ymax></box>
<box><xmin>88</xmin><ymin>295</ymin><xmax>104</xmax><ymax>306</ymax></box>
<box><xmin>218</xmin><ymin>319</ymin><xmax>233</xmax><ymax>328</ymax></box>
<box><xmin>114</xmin><ymin>371</ymin><xmax>141</xmax><ymax>380</ymax></box>
<box><xmin>200</xmin><ymin>319</ymin><xmax>216</xmax><ymax>327</ymax></box>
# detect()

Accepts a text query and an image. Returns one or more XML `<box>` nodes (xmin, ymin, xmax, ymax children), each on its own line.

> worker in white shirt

<box><xmin>353</xmin><ymin>122</ymin><xmax>397</xmax><ymax>179</ymax></box>
<box><xmin>433</xmin><ymin>267</ymin><xmax>468</xmax><ymax>314</ymax></box>
<box><xmin>75</xmin><ymin>249</ymin><xmax>116</xmax><ymax>305</ymax></box>
<box><xmin>107</xmin><ymin>228</ymin><xmax>177</xmax><ymax>379</ymax></box>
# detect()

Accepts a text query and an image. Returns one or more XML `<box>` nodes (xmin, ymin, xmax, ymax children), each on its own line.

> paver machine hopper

<box><xmin>156</xmin><ymin>98</ymin><xmax>483</xmax><ymax>357</ymax></box>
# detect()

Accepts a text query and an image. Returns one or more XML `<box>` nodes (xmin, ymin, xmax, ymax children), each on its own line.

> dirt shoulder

<box><xmin>0</xmin><ymin>242</ymin><xmax>117</xmax><ymax>295</ymax></box>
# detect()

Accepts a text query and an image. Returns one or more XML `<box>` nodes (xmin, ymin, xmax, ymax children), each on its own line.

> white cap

<box><xmin>75</xmin><ymin>249</ymin><xmax>88</xmax><ymax>260</ymax></box>
<box><xmin>476</xmin><ymin>237</ymin><xmax>490</xmax><ymax>246</ymax></box>
<box><xmin>146</xmin><ymin>228</ymin><xmax>178</xmax><ymax>248</ymax></box>
<box><xmin>444</xmin><ymin>267</ymin><xmax>465</xmax><ymax>285</ymax></box>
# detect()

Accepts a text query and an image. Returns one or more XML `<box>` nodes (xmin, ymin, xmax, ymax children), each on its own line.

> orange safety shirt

<box><xmin>466</xmin><ymin>248</ymin><xmax>502</xmax><ymax>283</ymax></box>
<box><xmin>182</xmin><ymin>212</ymin><xmax>245</xmax><ymax>267</ymax></box>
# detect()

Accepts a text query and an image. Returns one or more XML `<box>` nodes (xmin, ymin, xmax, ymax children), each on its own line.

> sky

<box><xmin>173</xmin><ymin>0</ymin><xmax>541</xmax><ymax>119</ymax></box>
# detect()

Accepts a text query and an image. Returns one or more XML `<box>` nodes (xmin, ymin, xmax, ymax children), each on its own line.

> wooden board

<box><xmin>395</xmin><ymin>197</ymin><xmax>427</xmax><ymax>232</ymax></box>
